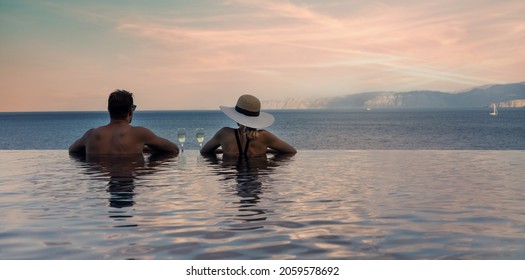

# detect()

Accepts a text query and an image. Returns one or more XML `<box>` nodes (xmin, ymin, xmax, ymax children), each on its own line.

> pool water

<box><xmin>1</xmin><ymin>150</ymin><xmax>524</xmax><ymax>259</ymax></box>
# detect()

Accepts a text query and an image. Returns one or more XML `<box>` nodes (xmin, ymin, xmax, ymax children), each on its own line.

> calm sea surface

<box><xmin>0</xmin><ymin>109</ymin><xmax>524</xmax><ymax>150</ymax></box>
<box><xmin>1</xmin><ymin>150</ymin><xmax>524</xmax><ymax>260</ymax></box>
<box><xmin>1</xmin><ymin>109</ymin><xmax>524</xmax><ymax>260</ymax></box>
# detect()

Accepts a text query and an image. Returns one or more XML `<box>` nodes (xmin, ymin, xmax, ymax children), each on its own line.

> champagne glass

<box><xmin>196</xmin><ymin>128</ymin><xmax>205</xmax><ymax>148</ymax></box>
<box><xmin>177</xmin><ymin>128</ymin><xmax>186</xmax><ymax>150</ymax></box>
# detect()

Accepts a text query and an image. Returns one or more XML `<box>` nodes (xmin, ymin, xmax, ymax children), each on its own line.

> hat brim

<box><xmin>220</xmin><ymin>106</ymin><xmax>275</xmax><ymax>129</ymax></box>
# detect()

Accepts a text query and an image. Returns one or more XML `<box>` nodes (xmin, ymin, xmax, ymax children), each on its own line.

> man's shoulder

<box><xmin>130</xmin><ymin>125</ymin><xmax>152</xmax><ymax>132</ymax></box>
<box><xmin>91</xmin><ymin>124</ymin><xmax>112</xmax><ymax>132</ymax></box>
<box><xmin>129</xmin><ymin>126</ymin><xmax>157</xmax><ymax>138</ymax></box>
<box><xmin>84</xmin><ymin>127</ymin><xmax>98</xmax><ymax>136</ymax></box>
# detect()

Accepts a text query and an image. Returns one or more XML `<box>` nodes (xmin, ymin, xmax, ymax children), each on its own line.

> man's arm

<box><xmin>68</xmin><ymin>129</ymin><xmax>92</xmax><ymax>154</ymax></box>
<box><xmin>139</xmin><ymin>127</ymin><xmax>179</xmax><ymax>155</ymax></box>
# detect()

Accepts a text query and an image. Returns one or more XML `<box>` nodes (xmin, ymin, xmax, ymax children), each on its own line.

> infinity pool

<box><xmin>1</xmin><ymin>150</ymin><xmax>524</xmax><ymax>259</ymax></box>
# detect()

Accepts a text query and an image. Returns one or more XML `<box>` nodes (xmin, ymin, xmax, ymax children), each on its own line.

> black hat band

<box><xmin>235</xmin><ymin>106</ymin><xmax>260</xmax><ymax>117</ymax></box>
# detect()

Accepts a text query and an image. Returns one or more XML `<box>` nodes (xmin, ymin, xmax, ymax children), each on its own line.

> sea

<box><xmin>0</xmin><ymin>108</ymin><xmax>524</xmax><ymax>150</ymax></box>
<box><xmin>1</xmin><ymin>109</ymin><xmax>524</xmax><ymax>261</ymax></box>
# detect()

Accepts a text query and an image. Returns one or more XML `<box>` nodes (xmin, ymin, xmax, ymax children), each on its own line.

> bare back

<box><xmin>201</xmin><ymin>127</ymin><xmax>296</xmax><ymax>156</ymax></box>
<box><xmin>70</xmin><ymin>122</ymin><xmax>179</xmax><ymax>155</ymax></box>
<box><xmin>85</xmin><ymin>124</ymin><xmax>145</xmax><ymax>155</ymax></box>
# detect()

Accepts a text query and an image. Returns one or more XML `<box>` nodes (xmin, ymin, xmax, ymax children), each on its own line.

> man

<box><xmin>69</xmin><ymin>89</ymin><xmax>179</xmax><ymax>155</ymax></box>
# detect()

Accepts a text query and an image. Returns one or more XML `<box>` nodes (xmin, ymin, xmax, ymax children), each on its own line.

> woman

<box><xmin>200</xmin><ymin>94</ymin><xmax>296</xmax><ymax>156</ymax></box>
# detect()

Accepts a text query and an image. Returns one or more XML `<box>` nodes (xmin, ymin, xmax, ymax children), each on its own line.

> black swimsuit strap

<box><xmin>234</xmin><ymin>129</ymin><xmax>250</xmax><ymax>157</ymax></box>
<box><xmin>244</xmin><ymin>138</ymin><xmax>250</xmax><ymax>156</ymax></box>
<box><xmin>234</xmin><ymin>129</ymin><xmax>242</xmax><ymax>154</ymax></box>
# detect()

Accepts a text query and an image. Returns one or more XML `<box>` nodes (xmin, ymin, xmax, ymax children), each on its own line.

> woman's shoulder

<box><xmin>217</xmin><ymin>127</ymin><xmax>235</xmax><ymax>133</ymax></box>
<box><xmin>213</xmin><ymin>127</ymin><xmax>236</xmax><ymax>137</ymax></box>
<box><xmin>257</xmin><ymin>129</ymin><xmax>275</xmax><ymax>137</ymax></box>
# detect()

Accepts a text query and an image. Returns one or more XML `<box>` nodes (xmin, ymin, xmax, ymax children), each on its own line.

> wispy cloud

<box><xmin>115</xmin><ymin>1</ymin><xmax>522</xmax><ymax>85</ymax></box>
<box><xmin>1</xmin><ymin>0</ymin><xmax>524</xmax><ymax>111</ymax></box>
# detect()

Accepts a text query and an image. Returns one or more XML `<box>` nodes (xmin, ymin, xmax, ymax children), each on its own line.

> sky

<box><xmin>0</xmin><ymin>0</ymin><xmax>524</xmax><ymax>111</ymax></box>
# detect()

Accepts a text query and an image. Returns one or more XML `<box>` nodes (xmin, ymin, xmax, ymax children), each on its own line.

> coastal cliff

<box><xmin>262</xmin><ymin>98</ymin><xmax>329</xmax><ymax>109</ymax></box>
<box><xmin>263</xmin><ymin>82</ymin><xmax>525</xmax><ymax>109</ymax></box>
<box><xmin>496</xmin><ymin>99</ymin><xmax>525</xmax><ymax>108</ymax></box>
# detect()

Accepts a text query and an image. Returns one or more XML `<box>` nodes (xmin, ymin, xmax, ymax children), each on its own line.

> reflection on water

<box><xmin>1</xmin><ymin>150</ymin><xmax>524</xmax><ymax>260</ymax></box>
<box><xmin>107</xmin><ymin>179</ymin><xmax>135</xmax><ymax>209</ymax></box>
<box><xmin>70</xmin><ymin>153</ymin><xmax>176</xmax><ymax>226</ymax></box>
<box><xmin>203</xmin><ymin>154</ymin><xmax>294</xmax><ymax>231</ymax></box>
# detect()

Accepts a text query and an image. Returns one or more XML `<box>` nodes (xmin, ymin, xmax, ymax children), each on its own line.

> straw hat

<box><xmin>220</xmin><ymin>94</ymin><xmax>275</xmax><ymax>129</ymax></box>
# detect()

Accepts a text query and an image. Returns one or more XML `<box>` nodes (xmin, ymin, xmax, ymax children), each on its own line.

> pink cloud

<box><xmin>1</xmin><ymin>0</ymin><xmax>524</xmax><ymax>111</ymax></box>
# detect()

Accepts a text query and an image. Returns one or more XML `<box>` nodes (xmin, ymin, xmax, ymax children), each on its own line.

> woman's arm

<box><xmin>264</xmin><ymin>131</ymin><xmax>297</xmax><ymax>154</ymax></box>
<box><xmin>200</xmin><ymin>128</ymin><xmax>224</xmax><ymax>155</ymax></box>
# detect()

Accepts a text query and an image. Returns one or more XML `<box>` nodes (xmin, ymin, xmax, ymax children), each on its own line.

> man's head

<box><xmin>108</xmin><ymin>90</ymin><xmax>135</xmax><ymax>120</ymax></box>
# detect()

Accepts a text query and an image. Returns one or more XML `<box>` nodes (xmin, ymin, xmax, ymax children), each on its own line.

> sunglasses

<box><xmin>131</xmin><ymin>105</ymin><xmax>137</xmax><ymax>111</ymax></box>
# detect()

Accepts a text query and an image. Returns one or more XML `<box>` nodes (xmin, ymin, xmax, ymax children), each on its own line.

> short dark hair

<box><xmin>108</xmin><ymin>89</ymin><xmax>134</xmax><ymax>120</ymax></box>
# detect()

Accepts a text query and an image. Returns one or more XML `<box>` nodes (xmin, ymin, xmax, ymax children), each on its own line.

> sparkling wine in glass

<box><xmin>177</xmin><ymin>128</ymin><xmax>186</xmax><ymax>150</ymax></box>
<box><xmin>196</xmin><ymin>128</ymin><xmax>205</xmax><ymax>148</ymax></box>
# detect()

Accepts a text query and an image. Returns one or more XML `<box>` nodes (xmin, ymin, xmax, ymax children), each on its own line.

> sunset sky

<box><xmin>1</xmin><ymin>0</ymin><xmax>524</xmax><ymax>111</ymax></box>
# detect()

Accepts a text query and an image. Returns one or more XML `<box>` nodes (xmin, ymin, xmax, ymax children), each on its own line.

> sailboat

<box><xmin>490</xmin><ymin>103</ymin><xmax>498</xmax><ymax>116</ymax></box>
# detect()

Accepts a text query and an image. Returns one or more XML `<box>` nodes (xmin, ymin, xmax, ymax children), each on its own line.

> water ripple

<box><xmin>1</xmin><ymin>150</ymin><xmax>525</xmax><ymax>259</ymax></box>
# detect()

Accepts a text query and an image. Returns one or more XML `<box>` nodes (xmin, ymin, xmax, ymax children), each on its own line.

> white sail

<box><xmin>490</xmin><ymin>103</ymin><xmax>498</xmax><ymax>116</ymax></box>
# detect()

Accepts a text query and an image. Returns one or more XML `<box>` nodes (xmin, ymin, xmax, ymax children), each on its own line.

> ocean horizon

<box><xmin>1</xmin><ymin>108</ymin><xmax>525</xmax><ymax>260</ymax></box>
<box><xmin>1</xmin><ymin>108</ymin><xmax>524</xmax><ymax>150</ymax></box>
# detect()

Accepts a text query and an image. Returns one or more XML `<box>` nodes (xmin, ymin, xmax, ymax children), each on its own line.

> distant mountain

<box><xmin>497</xmin><ymin>99</ymin><xmax>525</xmax><ymax>108</ymax></box>
<box><xmin>262</xmin><ymin>97</ymin><xmax>330</xmax><ymax>109</ymax></box>
<box><xmin>263</xmin><ymin>82</ymin><xmax>525</xmax><ymax>109</ymax></box>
